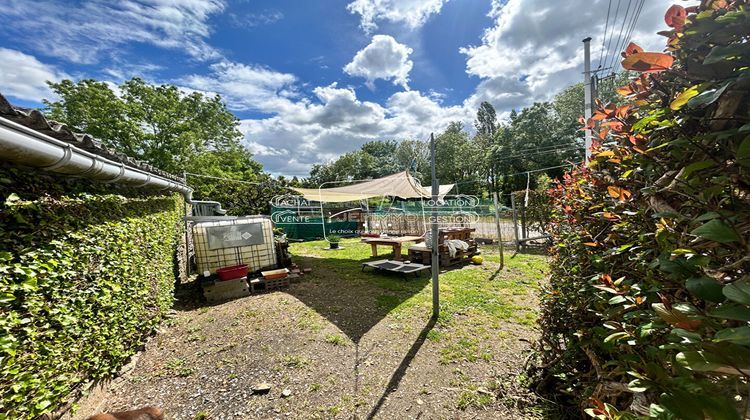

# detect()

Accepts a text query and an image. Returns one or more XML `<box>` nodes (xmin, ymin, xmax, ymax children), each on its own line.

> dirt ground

<box><xmin>70</xmin><ymin>239</ymin><xmax>550</xmax><ymax>419</ymax></box>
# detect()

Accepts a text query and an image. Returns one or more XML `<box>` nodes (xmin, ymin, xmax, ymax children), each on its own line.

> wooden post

<box><xmin>492</xmin><ymin>191</ymin><xmax>504</xmax><ymax>269</ymax></box>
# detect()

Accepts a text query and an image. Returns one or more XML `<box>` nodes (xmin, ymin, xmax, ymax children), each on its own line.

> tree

<box><xmin>473</xmin><ymin>101</ymin><xmax>500</xmax><ymax>193</ymax></box>
<box><xmin>434</xmin><ymin>122</ymin><xmax>482</xmax><ymax>195</ymax></box>
<box><xmin>44</xmin><ymin>77</ymin><xmax>264</xmax><ymax>204</ymax></box>
<box><xmin>474</xmin><ymin>101</ymin><xmax>497</xmax><ymax>137</ymax></box>
<box><xmin>305</xmin><ymin>140</ymin><xmax>415</xmax><ymax>187</ymax></box>
<box><xmin>394</xmin><ymin>140</ymin><xmax>429</xmax><ymax>184</ymax></box>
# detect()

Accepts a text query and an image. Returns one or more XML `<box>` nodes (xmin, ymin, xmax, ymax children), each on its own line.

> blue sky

<box><xmin>0</xmin><ymin>0</ymin><xmax>675</xmax><ymax>176</ymax></box>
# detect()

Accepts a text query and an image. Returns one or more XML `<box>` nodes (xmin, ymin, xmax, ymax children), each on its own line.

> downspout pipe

<box><xmin>0</xmin><ymin>116</ymin><xmax>193</xmax><ymax>202</ymax></box>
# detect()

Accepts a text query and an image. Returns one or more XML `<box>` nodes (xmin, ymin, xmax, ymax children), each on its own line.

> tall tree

<box><xmin>474</xmin><ymin>101</ymin><xmax>499</xmax><ymax>193</ymax></box>
<box><xmin>44</xmin><ymin>77</ymin><xmax>264</xmax><ymax>204</ymax></box>
<box><xmin>474</xmin><ymin>101</ymin><xmax>498</xmax><ymax>137</ymax></box>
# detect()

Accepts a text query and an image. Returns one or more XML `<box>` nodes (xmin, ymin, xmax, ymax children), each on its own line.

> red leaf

<box><xmin>602</xmin><ymin>212</ymin><xmax>620</xmax><ymax>221</ymax></box>
<box><xmin>601</xmin><ymin>121</ymin><xmax>624</xmax><ymax>131</ymax></box>
<box><xmin>591</xmin><ymin>112</ymin><xmax>608</xmax><ymax>121</ymax></box>
<box><xmin>616</xmin><ymin>85</ymin><xmax>633</xmax><ymax>96</ymax></box>
<box><xmin>615</xmin><ymin>105</ymin><xmax>630</xmax><ymax>119</ymax></box>
<box><xmin>607</xmin><ymin>186</ymin><xmax>632</xmax><ymax>202</ymax></box>
<box><xmin>621</xmin><ymin>52</ymin><xmax>674</xmax><ymax>73</ymax></box>
<box><xmin>665</xmin><ymin>5</ymin><xmax>687</xmax><ymax>30</ymax></box>
<box><xmin>622</xmin><ymin>42</ymin><xmax>643</xmax><ymax>57</ymax></box>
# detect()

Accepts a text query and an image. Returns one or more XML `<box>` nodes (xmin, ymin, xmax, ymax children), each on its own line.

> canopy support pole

<box><xmin>493</xmin><ymin>191</ymin><xmax>504</xmax><ymax>269</ymax></box>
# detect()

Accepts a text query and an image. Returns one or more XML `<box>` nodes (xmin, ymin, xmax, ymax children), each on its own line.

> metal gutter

<box><xmin>0</xmin><ymin>116</ymin><xmax>193</xmax><ymax>201</ymax></box>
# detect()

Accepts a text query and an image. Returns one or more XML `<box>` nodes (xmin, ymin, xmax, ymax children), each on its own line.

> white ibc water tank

<box><xmin>192</xmin><ymin>217</ymin><xmax>277</xmax><ymax>274</ymax></box>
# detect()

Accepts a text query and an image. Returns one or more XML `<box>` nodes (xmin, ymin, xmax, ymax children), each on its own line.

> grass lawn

<box><xmin>71</xmin><ymin>238</ymin><xmax>550</xmax><ymax>419</ymax></box>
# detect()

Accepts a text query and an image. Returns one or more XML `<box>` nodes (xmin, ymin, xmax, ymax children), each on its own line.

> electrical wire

<box><xmin>184</xmin><ymin>172</ymin><xmax>268</xmax><ymax>185</ymax></box>
<box><xmin>493</xmin><ymin>146</ymin><xmax>584</xmax><ymax>163</ymax></box>
<box><xmin>606</xmin><ymin>0</ymin><xmax>633</xmax><ymax>73</ymax></box>
<box><xmin>613</xmin><ymin>0</ymin><xmax>641</xmax><ymax>71</ymax></box>
<box><xmin>449</xmin><ymin>163</ymin><xmax>578</xmax><ymax>186</ymax></box>
<box><xmin>597</xmin><ymin>0</ymin><xmax>613</xmax><ymax>69</ymax></box>
<box><xmin>602</xmin><ymin>0</ymin><xmax>622</xmax><ymax>74</ymax></box>
<box><xmin>503</xmin><ymin>141</ymin><xmax>585</xmax><ymax>154</ymax></box>
<box><xmin>621</xmin><ymin>0</ymin><xmax>646</xmax><ymax>59</ymax></box>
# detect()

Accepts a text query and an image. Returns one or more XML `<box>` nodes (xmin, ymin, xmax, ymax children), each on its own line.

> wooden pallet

<box><xmin>408</xmin><ymin>228</ymin><xmax>478</xmax><ymax>267</ymax></box>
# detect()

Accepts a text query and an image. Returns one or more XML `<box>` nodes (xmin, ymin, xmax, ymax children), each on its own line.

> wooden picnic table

<box><xmin>362</xmin><ymin>235</ymin><xmax>424</xmax><ymax>261</ymax></box>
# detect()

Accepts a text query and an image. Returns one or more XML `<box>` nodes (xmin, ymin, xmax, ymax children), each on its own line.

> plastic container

<box><xmin>192</xmin><ymin>217</ymin><xmax>277</xmax><ymax>275</ymax></box>
<box><xmin>216</xmin><ymin>264</ymin><xmax>249</xmax><ymax>281</ymax></box>
<box><xmin>261</xmin><ymin>268</ymin><xmax>289</xmax><ymax>280</ymax></box>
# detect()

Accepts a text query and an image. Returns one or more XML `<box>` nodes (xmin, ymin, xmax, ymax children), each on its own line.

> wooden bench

<box><xmin>362</xmin><ymin>235</ymin><xmax>424</xmax><ymax>261</ymax></box>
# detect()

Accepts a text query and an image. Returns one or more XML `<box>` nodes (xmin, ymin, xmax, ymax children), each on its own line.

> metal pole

<box><xmin>583</xmin><ymin>37</ymin><xmax>593</xmax><ymax>164</ymax></box>
<box><xmin>430</xmin><ymin>133</ymin><xmax>439</xmax><ymax>320</ymax></box>
<box><xmin>510</xmin><ymin>192</ymin><xmax>519</xmax><ymax>252</ymax></box>
<box><xmin>492</xmin><ymin>191</ymin><xmax>504</xmax><ymax>269</ymax></box>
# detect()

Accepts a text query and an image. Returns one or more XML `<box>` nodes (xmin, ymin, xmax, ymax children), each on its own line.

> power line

<box><xmin>624</xmin><ymin>0</ymin><xmax>645</xmax><ymax>43</ymax></box>
<box><xmin>621</xmin><ymin>0</ymin><xmax>646</xmax><ymax>65</ymax></box>
<box><xmin>614</xmin><ymin>0</ymin><xmax>640</xmax><ymax>72</ymax></box>
<box><xmin>507</xmin><ymin>163</ymin><xmax>576</xmax><ymax>177</ymax></box>
<box><xmin>597</xmin><ymin>0</ymin><xmax>613</xmax><ymax>69</ymax></box>
<box><xmin>606</xmin><ymin>0</ymin><xmax>633</xmax><ymax>73</ymax></box>
<box><xmin>506</xmin><ymin>141</ymin><xmax>584</xmax><ymax>154</ymax></box>
<box><xmin>493</xmin><ymin>146</ymin><xmax>584</xmax><ymax>163</ymax></box>
<box><xmin>185</xmin><ymin>172</ymin><xmax>266</xmax><ymax>185</ymax></box>
<box><xmin>450</xmin><ymin>163</ymin><xmax>578</xmax><ymax>186</ymax></box>
<box><xmin>602</xmin><ymin>0</ymin><xmax>622</xmax><ymax>74</ymax></box>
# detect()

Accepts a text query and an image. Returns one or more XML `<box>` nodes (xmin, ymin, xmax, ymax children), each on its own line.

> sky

<box><xmin>0</xmin><ymin>0</ymin><xmax>679</xmax><ymax>177</ymax></box>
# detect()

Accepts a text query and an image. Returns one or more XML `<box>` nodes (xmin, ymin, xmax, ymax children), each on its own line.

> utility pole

<box><xmin>583</xmin><ymin>37</ymin><xmax>593</xmax><ymax>164</ymax></box>
<box><xmin>430</xmin><ymin>133</ymin><xmax>439</xmax><ymax>320</ymax></box>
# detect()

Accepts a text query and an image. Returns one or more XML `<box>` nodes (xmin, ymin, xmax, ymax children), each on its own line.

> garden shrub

<box><xmin>534</xmin><ymin>2</ymin><xmax>750</xmax><ymax>418</ymax></box>
<box><xmin>0</xmin><ymin>167</ymin><xmax>184</xmax><ymax>418</ymax></box>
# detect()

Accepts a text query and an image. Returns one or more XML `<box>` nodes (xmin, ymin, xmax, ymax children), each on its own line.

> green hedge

<box><xmin>535</xmin><ymin>3</ymin><xmax>750</xmax><ymax>418</ymax></box>
<box><xmin>0</xmin><ymin>174</ymin><xmax>183</xmax><ymax>418</ymax></box>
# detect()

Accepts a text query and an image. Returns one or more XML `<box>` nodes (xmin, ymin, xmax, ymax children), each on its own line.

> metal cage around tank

<box><xmin>191</xmin><ymin>216</ymin><xmax>277</xmax><ymax>275</ymax></box>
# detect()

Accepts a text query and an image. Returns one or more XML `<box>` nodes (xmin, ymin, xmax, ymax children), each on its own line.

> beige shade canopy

<box><xmin>292</xmin><ymin>171</ymin><xmax>454</xmax><ymax>203</ymax></box>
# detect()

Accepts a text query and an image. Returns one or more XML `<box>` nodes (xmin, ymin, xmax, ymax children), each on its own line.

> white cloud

<box><xmin>0</xmin><ymin>0</ymin><xmax>225</xmax><ymax>64</ymax></box>
<box><xmin>347</xmin><ymin>0</ymin><xmax>448</xmax><ymax>33</ymax></box>
<box><xmin>460</xmin><ymin>0</ymin><xmax>679</xmax><ymax>112</ymax></box>
<box><xmin>344</xmin><ymin>35</ymin><xmax>413</xmax><ymax>89</ymax></box>
<box><xmin>228</xmin><ymin>10</ymin><xmax>284</xmax><ymax>28</ymax></box>
<box><xmin>239</xmin><ymin>85</ymin><xmax>471</xmax><ymax>176</ymax></box>
<box><xmin>179</xmin><ymin>61</ymin><xmax>299</xmax><ymax>113</ymax></box>
<box><xmin>0</xmin><ymin>48</ymin><xmax>69</xmax><ymax>102</ymax></box>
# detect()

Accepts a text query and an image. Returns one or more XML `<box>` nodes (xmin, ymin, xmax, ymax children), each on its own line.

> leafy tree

<box><xmin>306</xmin><ymin>140</ymin><xmax>413</xmax><ymax>186</ymax></box>
<box><xmin>44</xmin><ymin>77</ymin><xmax>264</xmax><ymax>206</ymax></box>
<box><xmin>434</xmin><ymin>122</ymin><xmax>482</xmax><ymax>195</ymax></box>
<box><xmin>394</xmin><ymin>139</ymin><xmax>429</xmax><ymax>183</ymax></box>
<box><xmin>474</xmin><ymin>101</ymin><xmax>499</xmax><ymax>193</ymax></box>
<box><xmin>474</xmin><ymin>101</ymin><xmax>497</xmax><ymax>137</ymax></box>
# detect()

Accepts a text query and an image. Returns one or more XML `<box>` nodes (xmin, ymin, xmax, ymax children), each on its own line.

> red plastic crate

<box><xmin>216</xmin><ymin>264</ymin><xmax>249</xmax><ymax>281</ymax></box>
